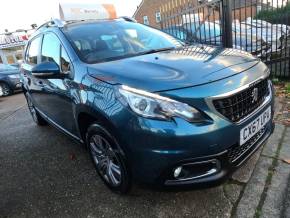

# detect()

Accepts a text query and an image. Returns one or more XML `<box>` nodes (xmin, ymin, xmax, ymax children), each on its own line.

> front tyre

<box><xmin>86</xmin><ymin>123</ymin><xmax>131</xmax><ymax>194</ymax></box>
<box><xmin>25</xmin><ymin>93</ymin><xmax>47</xmax><ymax>126</ymax></box>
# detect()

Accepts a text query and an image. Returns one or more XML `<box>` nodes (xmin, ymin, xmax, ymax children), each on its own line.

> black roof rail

<box><xmin>120</xmin><ymin>16</ymin><xmax>137</xmax><ymax>23</ymax></box>
<box><xmin>36</xmin><ymin>19</ymin><xmax>66</xmax><ymax>31</ymax></box>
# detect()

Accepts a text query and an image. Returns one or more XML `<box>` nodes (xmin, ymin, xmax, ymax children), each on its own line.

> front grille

<box><xmin>228</xmin><ymin>126</ymin><xmax>266</xmax><ymax>163</ymax></box>
<box><xmin>213</xmin><ymin>79</ymin><xmax>270</xmax><ymax>122</ymax></box>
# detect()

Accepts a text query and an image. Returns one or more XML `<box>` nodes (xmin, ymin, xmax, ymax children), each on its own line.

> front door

<box><xmin>37</xmin><ymin>32</ymin><xmax>77</xmax><ymax>134</ymax></box>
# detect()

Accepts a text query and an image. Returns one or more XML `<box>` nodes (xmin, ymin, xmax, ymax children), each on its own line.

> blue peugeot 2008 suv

<box><xmin>21</xmin><ymin>18</ymin><xmax>274</xmax><ymax>194</ymax></box>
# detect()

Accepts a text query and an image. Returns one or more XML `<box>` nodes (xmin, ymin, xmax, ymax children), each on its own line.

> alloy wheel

<box><xmin>89</xmin><ymin>134</ymin><xmax>122</xmax><ymax>186</ymax></box>
<box><xmin>0</xmin><ymin>83</ymin><xmax>11</xmax><ymax>96</ymax></box>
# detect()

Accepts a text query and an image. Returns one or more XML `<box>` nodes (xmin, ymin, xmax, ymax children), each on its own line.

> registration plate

<box><xmin>240</xmin><ymin>107</ymin><xmax>271</xmax><ymax>145</ymax></box>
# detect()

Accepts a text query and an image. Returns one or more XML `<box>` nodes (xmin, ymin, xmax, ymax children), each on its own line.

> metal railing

<box><xmin>159</xmin><ymin>0</ymin><xmax>290</xmax><ymax>78</ymax></box>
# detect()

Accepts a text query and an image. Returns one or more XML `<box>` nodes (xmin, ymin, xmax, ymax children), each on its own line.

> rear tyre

<box><xmin>0</xmin><ymin>82</ymin><xmax>12</xmax><ymax>97</ymax></box>
<box><xmin>25</xmin><ymin>93</ymin><xmax>47</xmax><ymax>126</ymax></box>
<box><xmin>86</xmin><ymin>123</ymin><xmax>131</xmax><ymax>194</ymax></box>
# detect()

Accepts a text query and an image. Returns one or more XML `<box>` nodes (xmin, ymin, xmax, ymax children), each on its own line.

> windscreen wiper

<box><xmin>139</xmin><ymin>47</ymin><xmax>176</xmax><ymax>55</ymax></box>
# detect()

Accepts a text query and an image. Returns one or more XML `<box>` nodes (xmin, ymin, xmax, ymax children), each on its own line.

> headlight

<box><xmin>8</xmin><ymin>74</ymin><xmax>19</xmax><ymax>79</ymax></box>
<box><xmin>117</xmin><ymin>85</ymin><xmax>203</xmax><ymax>122</ymax></box>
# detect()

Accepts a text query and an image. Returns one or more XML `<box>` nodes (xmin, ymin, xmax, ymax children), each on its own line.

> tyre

<box><xmin>0</xmin><ymin>82</ymin><xmax>12</xmax><ymax>97</ymax></box>
<box><xmin>25</xmin><ymin>93</ymin><xmax>47</xmax><ymax>126</ymax></box>
<box><xmin>86</xmin><ymin>123</ymin><xmax>131</xmax><ymax>194</ymax></box>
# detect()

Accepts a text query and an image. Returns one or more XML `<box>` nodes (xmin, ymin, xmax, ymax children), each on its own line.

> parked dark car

<box><xmin>21</xmin><ymin>18</ymin><xmax>274</xmax><ymax>194</ymax></box>
<box><xmin>181</xmin><ymin>22</ymin><xmax>270</xmax><ymax>57</ymax></box>
<box><xmin>0</xmin><ymin>64</ymin><xmax>21</xmax><ymax>97</ymax></box>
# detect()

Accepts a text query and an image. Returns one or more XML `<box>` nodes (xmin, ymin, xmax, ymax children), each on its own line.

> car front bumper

<box><xmin>163</xmin><ymin>120</ymin><xmax>274</xmax><ymax>186</ymax></box>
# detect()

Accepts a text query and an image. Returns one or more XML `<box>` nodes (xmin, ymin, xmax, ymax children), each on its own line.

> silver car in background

<box><xmin>240</xmin><ymin>18</ymin><xmax>290</xmax><ymax>54</ymax></box>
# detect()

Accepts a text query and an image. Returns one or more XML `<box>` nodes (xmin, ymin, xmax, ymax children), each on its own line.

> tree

<box><xmin>256</xmin><ymin>3</ymin><xmax>290</xmax><ymax>24</ymax></box>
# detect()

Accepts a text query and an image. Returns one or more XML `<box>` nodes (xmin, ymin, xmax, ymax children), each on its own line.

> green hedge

<box><xmin>256</xmin><ymin>3</ymin><xmax>290</xmax><ymax>24</ymax></box>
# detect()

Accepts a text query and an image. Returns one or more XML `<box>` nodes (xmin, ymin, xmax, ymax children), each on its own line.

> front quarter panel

<box><xmin>74</xmin><ymin>72</ymin><xmax>128</xmax><ymax>141</ymax></box>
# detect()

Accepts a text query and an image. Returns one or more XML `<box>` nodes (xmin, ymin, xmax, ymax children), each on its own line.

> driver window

<box><xmin>41</xmin><ymin>33</ymin><xmax>61</xmax><ymax>66</ymax></box>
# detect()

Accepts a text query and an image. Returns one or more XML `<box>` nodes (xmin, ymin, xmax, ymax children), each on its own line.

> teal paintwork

<box><xmin>21</xmin><ymin>20</ymin><xmax>275</xmax><ymax>186</ymax></box>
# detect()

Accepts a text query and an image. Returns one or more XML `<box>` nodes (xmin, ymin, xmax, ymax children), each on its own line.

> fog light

<box><xmin>174</xmin><ymin>166</ymin><xmax>183</xmax><ymax>178</ymax></box>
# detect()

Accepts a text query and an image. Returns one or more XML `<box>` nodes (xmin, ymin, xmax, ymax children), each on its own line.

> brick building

<box><xmin>133</xmin><ymin>0</ymin><xmax>198</xmax><ymax>28</ymax></box>
<box><xmin>133</xmin><ymin>0</ymin><xmax>266</xmax><ymax>29</ymax></box>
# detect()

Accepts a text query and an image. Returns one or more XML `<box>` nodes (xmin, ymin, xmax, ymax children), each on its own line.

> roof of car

<box><xmin>64</xmin><ymin>19</ymin><xmax>121</xmax><ymax>28</ymax></box>
<box><xmin>30</xmin><ymin>17</ymin><xmax>135</xmax><ymax>39</ymax></box>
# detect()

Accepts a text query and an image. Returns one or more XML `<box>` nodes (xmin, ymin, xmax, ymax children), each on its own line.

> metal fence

<box><xmin>159</xmin><ymin>0</ymin><xmax>290</xmax><ymax>78</ymax></box>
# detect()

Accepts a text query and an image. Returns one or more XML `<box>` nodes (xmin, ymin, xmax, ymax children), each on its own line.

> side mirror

<box><xmin>31</xmin><ymin>61</ymin><xmax>62</xmax><ymax>79</ymax></box>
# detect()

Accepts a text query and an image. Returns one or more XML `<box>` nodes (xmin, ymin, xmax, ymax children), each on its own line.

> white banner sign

<box><xmin>0</xmin><ymin>35</ymin><xmax>27</xmax><ymax>49</ymax></box>
<box><xmin>59</xmin><ymin>3</ymin><xmax>117</xmax><ymax>21</ymax></box>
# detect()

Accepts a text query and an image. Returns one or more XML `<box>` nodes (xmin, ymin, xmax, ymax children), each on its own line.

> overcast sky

<box><xmin>0</xmin><ymin>0</ymin><xmax>142</xmax><ymax>33</ymax></box>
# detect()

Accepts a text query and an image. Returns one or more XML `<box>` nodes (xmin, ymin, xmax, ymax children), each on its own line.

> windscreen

<box><xmin>62</xmin><ymin>21</ymin><xmax>183</xmax><ymax>64</ymax></box>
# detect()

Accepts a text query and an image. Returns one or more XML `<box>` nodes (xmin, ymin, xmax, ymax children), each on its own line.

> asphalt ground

<box><xmin>0</xmin><ymin>93</ymin><xmax>266</xmax><ymax>218</ymax></box>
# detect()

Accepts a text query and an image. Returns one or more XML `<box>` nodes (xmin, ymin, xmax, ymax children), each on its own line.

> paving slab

<box><xmin>279</xmin><ymin>128</ymin><xmax>290</xmax><ymax>161</ymax></box>
<box><xmin>262</xmin><ymin>124</ymin><xmax>285</xmax><ymax>158</ymax></box>
<box><xmin>273</xmin><ymin>97</ymin><xmax>283</xmax><ymax>119</ymax></box>
<box><xmin>261</xmin><ymin>127</ymin><xmax>290</xmax><ymax>218</ymax></box>
<box><xmin>234</xmin><ymin>157</ymin><xmax>273</xmax><ymax>218</ymax></box>
<box><xmin>261</xmin><ymin>161</ymin><xmax>290</xmax><ymax>218</ymax></box>
<box><xmin>281</xmin><ymin>128</ymin><xmax>290</xmax><ymax>218</ymax></box>
<box><xmin>283</xmin><ymin>175</ymin><xmax>290</xmax><ymax>218</ymax></box>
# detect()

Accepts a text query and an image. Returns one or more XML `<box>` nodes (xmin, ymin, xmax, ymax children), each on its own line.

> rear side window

<box><xmin>41</xmin><ymin>33</ymin><xmax>61</xmax><ymax>66</ymax></box>
<box><xmin>27</xmin><ymin>36</ymin><xmax>42</xmax><ymax>65</ymax></box>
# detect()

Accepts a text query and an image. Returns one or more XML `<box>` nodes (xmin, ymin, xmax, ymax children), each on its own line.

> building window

<box><xmin>156</xmin><ymin>12</ymin><xmax>161</xmax><ymax>23</ymax></box>
<box><xmin>143</xmin><ymin>16</ymin><xmax>149</xmax><ymax>25</ymax></box>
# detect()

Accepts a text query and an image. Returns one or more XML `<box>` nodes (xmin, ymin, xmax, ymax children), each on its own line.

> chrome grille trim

<box><xmin>206</xmin><ymin>76</ymin><xmax>272</xmax><ymax>124</ymax></box>
<box><xmin>213</xmin><ymin>79</ymin><xmax>270</xmax><ymax>122</ymax></box>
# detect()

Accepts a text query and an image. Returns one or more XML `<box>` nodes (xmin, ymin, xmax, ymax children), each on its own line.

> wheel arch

<box><xmin>75</xmin><ymin>104</ymin><xmax>121</xmax><ymax>145</ymax></box>
<box><xmin>0</xmin><ymin>80</ymin><xmax>11</xmax><ymax>88</ymax></box>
